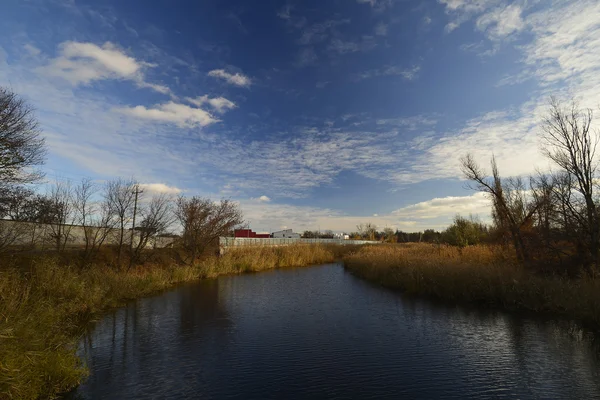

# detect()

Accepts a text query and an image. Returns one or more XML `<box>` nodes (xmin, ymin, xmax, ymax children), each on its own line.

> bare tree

<box><xmin>132</xmin><ymin>193</ymin><xmax>174</xmax><ymax>262</ymax></box>
<box><xmin>72</xmin><ymin>178</ymin><xmax>117</xmax><ymax>265</ymax></box>
<box><xmin>0</xmin><ymin>220</ymin><xmax>29</xmax><ymax>253</ymax></box>
<box><xmin>383</xmin><ymin>227</ymin><xmax>396</xmax><ymax>243</ymax></box>
<box><xmin>104</xmin><ymin>178</ymin><xmax>137</xmax><ymax>264</ymax></box>
<box><xmin>0</xmin><ymin>186</ymin><xmax>34</xmax><ymax>220</ymax></box>
<box><xmin>461</xmin><ymin>154</ymin><xmax>544</xmax><ymax>263</ymax></box>
<box><xmin>0</xmin><ymin>87</ymin><xmax>46</xmax><ymax>187</ymax></box>
<box><xmin>540</xmin><ymin>97</ymin><xmax>600</xmax><ymax>272</ymax></box>
<box><xmin>46</xmin><ymin>180</ymin><xmax>74</xmax><ymax>251</ymax></box>
<box><xmin>175</xmin><ymin>196</ymin><xmax>243</xmax><ymax>263</ymax></box>
<box><xmin>357</xmin><ymin>222</ymin><xmax>377</xmax><ymax>241</ymax></box>
<box><xmin>73</xmin><ymin>178</ymin><xmax>96</xmax><ymax>251</ymax></box>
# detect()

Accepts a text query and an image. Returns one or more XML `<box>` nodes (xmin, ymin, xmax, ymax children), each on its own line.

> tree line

<box><xmin>0</xmin><ymin>87</ymin><xmax>243</xmax><ymax>267</ymax></box>
<box><xmin>460</xmin><ymin>97</ymin><xmax>600</xmax><ymax>275</ymax></box>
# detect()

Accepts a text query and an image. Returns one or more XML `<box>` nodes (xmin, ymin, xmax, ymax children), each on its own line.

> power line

<box><xmin>129</xmin><ymin>184</ymin><xmax>144</xmax><ymax>269</ymax></box>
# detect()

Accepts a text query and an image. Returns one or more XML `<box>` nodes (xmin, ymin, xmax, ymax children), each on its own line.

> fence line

<box><xmin>219</xmin><ymin>237</ymin><xmax>380</xmax><ymax>253</ymax></box>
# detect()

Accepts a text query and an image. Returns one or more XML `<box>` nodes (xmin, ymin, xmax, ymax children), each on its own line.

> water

<box><xmin>70</xmin><ymin>264</ymin><xmax>600</xmax><ymax>399</ymax></box>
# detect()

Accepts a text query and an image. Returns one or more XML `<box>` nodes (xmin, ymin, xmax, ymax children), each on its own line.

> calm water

<box><xmin>70</xmin><ymin>264</ymin><xmax>600</xmax><ymax>399</ymax></box>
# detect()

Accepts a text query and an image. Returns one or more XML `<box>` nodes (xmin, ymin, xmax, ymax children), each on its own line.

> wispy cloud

<box><xmin>240</xmin><ymin>192</ymin><xmax>489</xmax><ymax>233</ymax></box>
<box><xmin>139</xmin><ymin>183</ymin><xmax>183</xmax><ymax>195</ymax></box>
<box><xmin>186</xmin><ymin>95</ymin><xmax>237</xmax><ymax>114</ymax></box>
<box><xmin>356</xmin><ymin>0</ymin><xmax>394</xmax><ymax>12</ymax></box>
<box><xmin>295</xmin><ymin>47</ymin><xmax>318</xmax><ymax>67</ymax></box>
<box><xmin>374</xmin><ymin>22</ymin><xmax>388</xmax><ymax>36</ymax></box>
<box><xmin>328</xmin><ymin>36</ymin><xmax>377</xmax><ymax>54</ymax></box>
<box><xmin>425</xmin><ymin>0</ymin><xmax>600</xmax><ymax>184</ymax></box>
<box><xmin>114</xmin><ymin>102</ymin><xmax>219</xmax><ymax>128</ymax></box>
<box><xmin>392</xmin><ymin>192</ymin><xmax>490</xmax><ymax>220</ymax></box>
<box><xmin>207</xmin><ymin>68</ymin><xmax>252</xmax><ymax>87</ymax></box>
<box><xmin>476</xmin><ymin>3</ymin><xmax>524</xmax><ymax>41</ymax></box>
<box><xmin>438</xmin><ymin>0</ymin><xmax>500</xmax><ymax>33</ymax></box>
<box><xmin>277</xmin><ymin>4</ymin><xmax>292</xmax><ymax>20</ymax></box>
<box><xmin>355</xmin><ymin>65</ymin><xmax>420</xmax><ymax>81</ymax></box>
<box><xmin>297</xmin><ymin>19</ymin><xmax>350</xmax><ymax>45</ymax></box>
<box><xmin>38</xmin><ymin>41</ymin><xmax>170</xmax><ymax>94</ymax></box>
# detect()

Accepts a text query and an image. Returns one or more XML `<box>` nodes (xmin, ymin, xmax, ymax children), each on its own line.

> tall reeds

<box><xmin>0</xmin><ymin>244</ymin><xmax>340</xmax><ymax>399</ymax></box>
<box><xmin>344</xmin><ymin>243</ymin><xmax>600</xmax><ymax>327</ymax></box>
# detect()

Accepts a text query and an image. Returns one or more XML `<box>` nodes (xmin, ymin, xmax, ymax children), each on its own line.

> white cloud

<box><xmin>139</xmin><ymin>183</ymin><xmax>182</xmax><ymax>195</ymax></box>
<box><xmin>392</xmin><ymin>192</ymin><xmax>490</xmax><ymax>220</ymax></box>
<box><xmin>297</xmin><ymin>19</ymin><xmax>350</xmax><ymax>45</ymax></box>
<box><xmin>439</xmin><ymin>0</ymin><xmax>500</xmax><ymax>32</ymax></box>
<box><xmin>476</xmin><ymin>3</ymin><xmax>524</xmax><ymax>40</ymax></box>
<box><xmin>277</xmin><ymin>4</ymin><xmax>292</xmax><ymax>20</ymax></box>
<box><xmin>523</xmin><ymin>1</ymin><xmax>600</xmax><ymax>87</ymax></box>
<box><xmin>356</xmin><ymin>0</ymin><xmax>393</xmax><ymax>11</ymax></box>
<box><xmin>23</xmin><ymin>44</ymin><xmax>41</xmax><ymax>56</ymax></box>
<box><xmin>356</xmin><ymin>65</ymin><xmax>421</xmax><ymax>81</ymax></box>
<box><xmin>114</xmin><ymin>101</ymin><xmax>219</xmax><ymax>128</ymax></box>
<box><xmin>207</xmin><ymin>69</ymin><xmax>252</xmax><ymax>87</ymax></box>
<box><xmin>186</xmin><ymin>95</ymin><xmax>237</xmax><ymax>114</ymax></box>
<box><xmin>240</xmin><ymin>193</ymin><xmax>490</xmax><ymax>234</ymax></box>
<box><xmin>38</xmin><ymin>41</ymin><xmax>170</xmax><ymax>94</ymax></box>
<box><xmin>375</xmin><ymin>22</ymin><xmax>388</xmax><ymax>36</ymax></box>
<box><xmin>295</xmin><ymin>47</ymin><xmax>318</xmax><ymax>67</ymax></box>
<box><xmin>328</xmin><ymin>37</ymin><xmax>377</xmax><ymax>54</ymax></box>
<box><xmin>258</xmin><ymin>195</ymin><xmax>271</xmax><ymax>202</ymax></box>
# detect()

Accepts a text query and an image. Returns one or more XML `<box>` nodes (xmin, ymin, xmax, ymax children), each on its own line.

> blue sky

<box><xmin>1</xmin><ymin>0</ymin><xmax>599</xmax><ymax>233</ymax></box>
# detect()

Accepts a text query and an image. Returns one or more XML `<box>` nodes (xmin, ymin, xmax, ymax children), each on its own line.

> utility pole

<box><xmin>129</xmin><ymin>184</ymin><xmax>144</xmax><ymax>268</ymax></box>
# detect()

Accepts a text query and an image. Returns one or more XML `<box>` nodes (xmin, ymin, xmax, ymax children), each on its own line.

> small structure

<box><xmin>334</xmin><ymin>232</ymin><xmax>350</xmax><ymax>240</ymax></box>
<box><xmin>271</xmin><ymin>229</ymin><xmax>301</xmax><ymax>239</ymax></box>
<box><xmin>234</xmin><ymin>229</ymin><xmax>270</xmax><ymax>238</ymax></box>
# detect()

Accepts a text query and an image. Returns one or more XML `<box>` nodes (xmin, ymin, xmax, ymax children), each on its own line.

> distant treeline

<box><xmin>334</xmin><ymin>216</ymin><xmax>489</xmax><ymax>246</ymax></box>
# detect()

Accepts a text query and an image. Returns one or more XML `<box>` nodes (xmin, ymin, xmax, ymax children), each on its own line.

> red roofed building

<box><xmin>234</xmin><ymin>229</ymin><xmax>270</xmax><ymax>238</ymax></box>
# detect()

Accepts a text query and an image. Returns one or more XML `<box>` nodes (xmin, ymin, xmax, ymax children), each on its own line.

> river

<box><xmin>69</xmin><ymin>263</ymin><xmax>600</xmax><ymax>399</ymax></box>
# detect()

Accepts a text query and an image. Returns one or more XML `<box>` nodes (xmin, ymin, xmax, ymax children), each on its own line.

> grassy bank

<box><xmin>0</xmin><ymin>244</ymin><xmax>341</xmax><ymax>400</ymax></box>
<box><xmin>344</xmin><ymin>243</ymin><xmax>600</xmax><ymax>327</ymax></box>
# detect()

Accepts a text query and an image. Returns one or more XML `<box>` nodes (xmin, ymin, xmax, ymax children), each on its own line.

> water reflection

<box><xmin>70</xmin><ymin>264</ymin><xmax>600</xmax><ymax>399</ymax></box>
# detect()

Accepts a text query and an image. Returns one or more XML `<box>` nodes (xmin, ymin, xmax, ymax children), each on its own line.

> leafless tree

<box><xmin>383</xmin><ymin>227</ymin><xmax>396</xmax><ymax>243</ymax></box>
<box><xmin>461</xmin><ymin>154</ymin><xmax>544</xmax><ymax>263</ymax></box>
<box><xmin>0</xmin><ymin>220</ymin><xmax>29</xmax><ymax>253</ymax></box>
<box><xmin>0</xmin><ymin>186</ymin><xmax>34</xmax><ymax>220</ymax></box>
<box><xmin>0</xmin><ymin>87</ymin><xmax>46</xmax><ymax>188</ymax></box>
<box><xmin>540</xmin><ymin>97</ymin><xmax>600</xmax><ymax>272</ymax></box>
<box><xmin>175</xmin><ymin>196</ymin><xmax>243</xmax><ymax>263</ymax></box>
<box><xmin>104</xmin><ymin>178</ymin><xmax>137</xmax><ymax>264</ymax></box>
<box><xmin>73</xmin><ymin>178</ymin><xmax>96</xmax><ymax>250</ymax></box>
<box><xmin>46</xmin><ymin>180</ymin><xmax>74</xmax><ymax>251</ymax></box>
<box><xmin>132</xmin><ymin>193</ymin><xmax>174</xmax><ymax>262</ymax></box>
<box><xmin>72</xmin><ymin>178</ymin><xmax>117</xmax><ymax>265</ymax></box>
<box><xmin>357</xmin><ymin>222</ymin><xmax>377</xmax><ymax>241</ymax></box>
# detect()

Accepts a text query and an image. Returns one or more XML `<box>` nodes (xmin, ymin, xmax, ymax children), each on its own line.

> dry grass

<box><xmin>0</xmin><ymin>244</ymin><xmax>342</xmax><ymax>400</ymax></box>
<box><xmin>344</xmin><ymin>243</ymin><xmax>600</xmax><ymax>327</ymax></box>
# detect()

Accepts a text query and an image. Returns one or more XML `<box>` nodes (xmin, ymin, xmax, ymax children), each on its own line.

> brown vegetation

<box><xmin>344</xmin><ymin>243</ymin><xmax>600</xmax><ymax>326</ymax></box>
<box><xmin>0</xmin><ymin>244</ymin><xmax>344</xmax><ymax>399</ymax></box>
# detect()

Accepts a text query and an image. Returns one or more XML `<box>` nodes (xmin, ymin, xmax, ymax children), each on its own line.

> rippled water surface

<box><xmin>70</xmin><ymin>264</ymin><xmax>600</xmax><ymax>399</ymax></box>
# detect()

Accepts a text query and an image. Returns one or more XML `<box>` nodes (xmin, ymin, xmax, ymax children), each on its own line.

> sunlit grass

<box><xmin>344</xmin><ymin>243</ymin><xmax>600</xmax><ymax>327</ymax></box>
<box><xmin>0</xmin><ymin>244</ymin><xmax>343</xmax><ymax>399</ymax></box>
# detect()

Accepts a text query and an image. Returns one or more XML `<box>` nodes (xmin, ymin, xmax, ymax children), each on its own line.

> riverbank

<box><xmin>0</xmin><ymin>244</ymin><xmax>346</xmax><ymax>400</ymax></box>
<box><xmin>343</xmin><ymin>243</ymin><xmax>600</xmax><ymax>328</ymax></box>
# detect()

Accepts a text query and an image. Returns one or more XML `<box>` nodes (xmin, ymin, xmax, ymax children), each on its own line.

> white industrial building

<box><xmin>271</xmin><ymin>229</ymin><xmax>301</xmax><ymax>239</ymax></box>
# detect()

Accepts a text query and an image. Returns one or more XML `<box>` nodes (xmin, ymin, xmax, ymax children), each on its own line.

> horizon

<box><xmin>2</xmin><ymin>0</ymin><xmax>599</xmax><ymax>233</ymax></box>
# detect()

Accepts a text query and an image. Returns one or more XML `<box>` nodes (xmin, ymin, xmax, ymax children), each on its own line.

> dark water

<box><xmin>70</xmin><ymin>264</ymin><xmax>600</xmax><ymax>399</ymax></box>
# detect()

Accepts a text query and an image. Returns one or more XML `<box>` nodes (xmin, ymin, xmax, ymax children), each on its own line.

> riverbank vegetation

<box><xmin>345</xmin><ymin>97</ymin><xmax>600</xmax><ymax>328</ymax></box>
<box><xmin>344</xmin><ymin>243</ymin><xmax>600</xmax><ymax>327</ymax></box>
<box><xmin>0</xmin><ymin>244</ymin><xmax>345</xmax><ymax>399</ymax></box>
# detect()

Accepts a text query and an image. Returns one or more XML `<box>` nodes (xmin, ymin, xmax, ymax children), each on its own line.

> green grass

<box><xmin>343</xmin><ymin>243</ymin><xmax>600</xmax><ymax>328</ymax></box>
<box><xmin>0</xmin><ymin>244</ymin><xmax>345</xmax><ymax>399</ymax></box>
